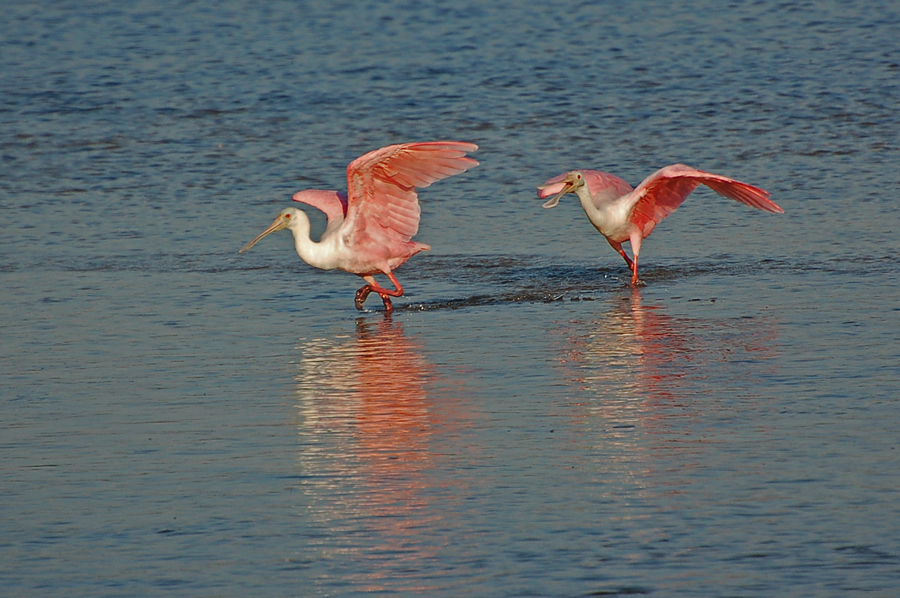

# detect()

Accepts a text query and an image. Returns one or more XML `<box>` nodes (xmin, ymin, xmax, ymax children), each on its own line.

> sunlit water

<box><xmin>2</xmin><ymin>1</ymin><xmax>899</xmax><ymax>596</ymax></box>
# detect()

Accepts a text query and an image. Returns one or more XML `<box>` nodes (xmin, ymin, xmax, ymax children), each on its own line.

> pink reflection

<box><xmin>559</xmin><ymin>290</ymin><xmax>689</xmax><ymax>405</ymax></box>
<box><xmin>293</xmin><ymin>317</ymin><xmax>457</xmax><ymax>592</ymax></box>
<box><xmin>353</xmin><ymin>317</ymin><xmax>434</xmax><ymax>469</ymax></box>
<box><xmin>554</xmin><ymin>289</ymin><xmax>780</xmax><ymax>455</ymax></box>
<box><xmin>613</xmin><ymin>289</ymin><xmax>694</xmax><ymax>408</ymax></box>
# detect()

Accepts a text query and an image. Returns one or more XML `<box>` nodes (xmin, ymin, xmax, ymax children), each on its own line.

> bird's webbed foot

<box><xmin>355</xmin><ymin>286</ymin><xmax>373</xmax><ymax>311</ymax></box>
<box><xmin>355</xmin><ymin>285</ymin><xmax>394</xmax><ymax>312</ymax></box>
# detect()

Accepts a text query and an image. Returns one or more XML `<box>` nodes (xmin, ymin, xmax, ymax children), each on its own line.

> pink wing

<box><xmin>292</xmin><ymin>189</ymin><xmax>348</xmax><ymax>226</ymax></box>
<box><xmin>342</xmin><ymin>141</ymin><xmax>479</xmax><ymax>256</ymax></box>
<box><xmin>630</xmin><ymin>164</ymin><xmax>783</xmax><ymax>238</ymax></box>
<box><xmin>580</xmin><ymin>170</ymin><xmax>634</xmax><ymax>208</ymax></box>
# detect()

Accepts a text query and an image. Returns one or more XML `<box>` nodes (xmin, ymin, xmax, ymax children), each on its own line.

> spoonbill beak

<box><xmin>537</xmin><ymin>171</ymin><xmax>585</xmax><ymax>209</ymax></box>
<box><xmin>239</xmin><ymin>212</ymin><xmax>291</xmax><ymax>253</ymax></box>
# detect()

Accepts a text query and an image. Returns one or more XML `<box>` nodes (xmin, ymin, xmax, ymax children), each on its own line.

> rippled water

<box><xmin>2</xmin><ymin>1</ymin><xmax>899</xmax><ymax>596</ymax></box>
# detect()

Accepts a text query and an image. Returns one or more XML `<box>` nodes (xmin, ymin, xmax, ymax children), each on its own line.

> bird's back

<box><xmin>582</xmin><ymin>170</ymin><xmax>634</xmax><ymax>209</ymax></box>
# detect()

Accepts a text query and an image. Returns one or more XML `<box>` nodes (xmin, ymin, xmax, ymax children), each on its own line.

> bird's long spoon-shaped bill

<box><xmin>239</xmin><ymin>215</ymin><xmax>289</xmax><ymax>254</ymax></box>
<box><xmin>539</xmin><ymin>181</ymin><xmax>575</xmax><ymax>209</ymax></box>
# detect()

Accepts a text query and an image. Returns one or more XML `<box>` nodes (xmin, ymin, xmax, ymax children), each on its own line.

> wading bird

<box><xmin>538</xmin><ymin>164</ymin><xmax>783</xmax><ymax>285</ymax></box>
<box><xmin>240</xmin><ymin>141</ymin><xmax>478</xmax><ymax>312</ymax></box>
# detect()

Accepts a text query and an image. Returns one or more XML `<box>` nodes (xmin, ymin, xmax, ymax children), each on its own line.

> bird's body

<box><xmin>538</xmin><ymin>164</ymin><xmax>783</xmax><ymax>285</ymax></box>
<box><xmin>240</xmin><ymin>141</ymin><xmax>478</xmax><ymax>311</ymax></box>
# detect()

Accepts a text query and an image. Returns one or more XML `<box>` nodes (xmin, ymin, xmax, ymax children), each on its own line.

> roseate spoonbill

<box><xmin>240</xmin><ymin>141</ymin><xmax>478</xmax><ymax>312</ymax></box>
<box><xmin>538</xmin><ymin>164</ymin><xmax>783</xmax><ymax>285</ymax></box>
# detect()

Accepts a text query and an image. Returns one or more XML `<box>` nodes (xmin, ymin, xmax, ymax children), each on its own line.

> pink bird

<box><xmin>537</xmin><ymin>164</ymin><xmax>783</xmax><ymax>285</ymax></box>
<box><xmin>240</xmin><ymin>141</ymin><xmax>478</xmax><ymax>312</ymax></box>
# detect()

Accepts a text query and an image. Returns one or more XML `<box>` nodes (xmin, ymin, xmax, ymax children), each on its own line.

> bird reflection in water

<box><xmin>293</xmin><ymin>316</ymin><xmax>453</xmax><ymax>592</ymax></box>
<box><xmin>555</xmin><ymin>289</ymin><xmax>780</xmax><ymax>459</ymax></box>
<box><xmin>560</xmin><ymin>289</ymin><xmax>695</xmax><ymax>408</ymax></box>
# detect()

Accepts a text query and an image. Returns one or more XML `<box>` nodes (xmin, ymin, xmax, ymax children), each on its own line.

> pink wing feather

<box><xmin>343</xmin><ymin>142</ymin><xmax>479</xmax><ymax>256</ymax></box>
<box><xmin>580</xmin><ymin>170</ymin><xmax>634</xmax><ymax>208</ymax></box>
<box><xmin>292</xmin><ymin>189</ymin><xmax>348</xmax><ymax>225</ymax></box>
<box><xmin>629</xmin><ymin>164</ymin><xmax>783</xmax><ymax>238</ymax></box>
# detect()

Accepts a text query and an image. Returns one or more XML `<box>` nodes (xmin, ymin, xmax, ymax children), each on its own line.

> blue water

<box><xmin>2</xmin><ymin>1</ymin><xmax>899</xmax><ymax>596</ymax></box>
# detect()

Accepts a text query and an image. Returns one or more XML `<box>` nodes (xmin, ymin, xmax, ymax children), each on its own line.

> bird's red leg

<box><xmin>630</xmin><ymin>255</ymin><xmax>641</xmax><ymax>286</ymax></box>
<box><xmin>607</xmin><ymin>239</ymin><xmax>634</xmax><ymax>271</ymax></box>
<box><xmin>356</xmin><ymin>273</ymin><xmax>404</xmax><ymax>312</ymax></box>
<box><xmin>628</xmin><ymin>233</ymin><xmax>644</xmax><ymax>286</ymax></box>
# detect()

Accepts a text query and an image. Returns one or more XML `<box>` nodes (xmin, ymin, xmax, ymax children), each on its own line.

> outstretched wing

<box><xmin>342</xmin><ymin>141</ymin><xmax>479</xmax><ymax>257</ymax></box>
<box><xmin>629</xmin><ymin>164</ymin><xmax>782</xmax><ymax>238</ymax></box>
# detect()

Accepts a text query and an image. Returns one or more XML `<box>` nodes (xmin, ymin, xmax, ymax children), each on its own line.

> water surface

<box><xmin>2</xmin><ymin>1</ymin><xmax>899</xmax><ymax>596</ymax></box>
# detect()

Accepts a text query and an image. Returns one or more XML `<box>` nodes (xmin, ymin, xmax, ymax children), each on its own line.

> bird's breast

<box><xmin>584</xmin><ymin>198</ymin><xmax>636</xmax><ymax>242</ymax></box>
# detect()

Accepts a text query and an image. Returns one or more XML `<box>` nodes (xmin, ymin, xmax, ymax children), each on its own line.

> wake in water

<box><xmin>372</xmin><ymin>254</ymin><xmax>791</xmax><ymax>312</ymax></box>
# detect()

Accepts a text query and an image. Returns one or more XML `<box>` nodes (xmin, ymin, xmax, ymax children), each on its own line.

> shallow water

<box><xmin>2</xmin><ymin>1</ymin><xmax>899</xmax><ymax>596</ymax></box>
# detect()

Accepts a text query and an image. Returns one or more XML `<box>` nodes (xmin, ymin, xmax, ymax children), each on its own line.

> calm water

<box><xmin>2</xmin><ymin>1</ymin><xmax>899</xmax><ymax>596</ymax></box>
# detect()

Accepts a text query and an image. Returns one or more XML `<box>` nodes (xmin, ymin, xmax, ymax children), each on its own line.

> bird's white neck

<box><xmin>575</xmin><ymin>185</ymin><xmax>604</xmax><ymax>225</ymax></box>
<box><xmin>287</xmin><ymin>212</ymin><xmax>339</xmax><ymax>270</ymax></box>
<box><xmin>575</xmin><ymin>184</ymin><xmax>628</xmax><ymax>237</ymax></box>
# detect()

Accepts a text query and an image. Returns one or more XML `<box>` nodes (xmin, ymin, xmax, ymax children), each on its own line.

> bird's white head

<box><xmin>239</xmin><ymin>207</ymin><xmax>307</xmax><ymax>254</ymax></box>
<box><xmin>537</xmin><ymin>171</ymin><xmax>586</xmax><ymax>208</ymax></box>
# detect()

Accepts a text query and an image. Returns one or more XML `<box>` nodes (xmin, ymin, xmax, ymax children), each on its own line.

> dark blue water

<box><xmin>2</xmin><ymin>1</ymin><xmax>899</xmax><ymax>596</ymax></box>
